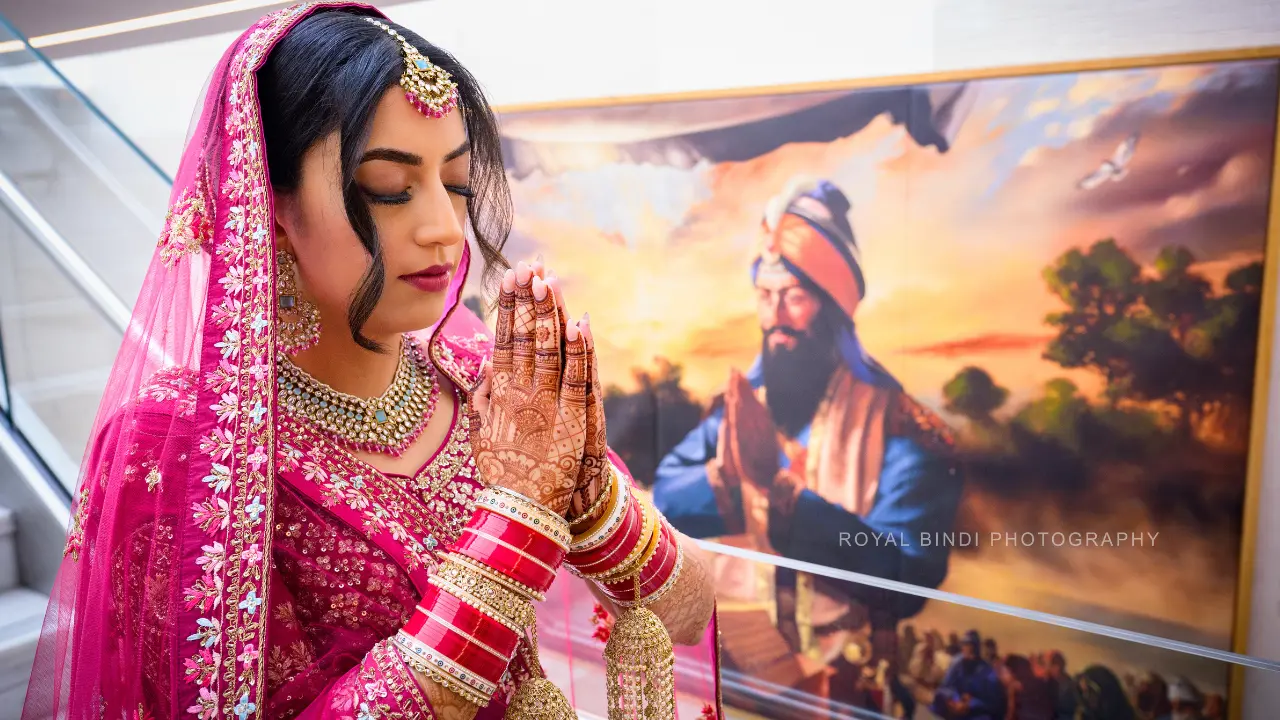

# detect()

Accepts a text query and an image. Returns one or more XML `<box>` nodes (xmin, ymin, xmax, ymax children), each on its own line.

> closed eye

<box><xmin>366</xmin><ymin>188</ymin><xmax>412</xmax><ymax>205</ymax></box>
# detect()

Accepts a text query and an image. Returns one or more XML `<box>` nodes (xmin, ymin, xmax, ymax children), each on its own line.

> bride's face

<box><xmin>275</xmin><ymin>87</ymin><xmax>470</xmax><ymax>345</ymax></box>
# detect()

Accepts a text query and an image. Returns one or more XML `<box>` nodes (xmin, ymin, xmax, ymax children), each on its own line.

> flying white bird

<box><xmin>1077</xmin><ymin>132</ymin><xmax>1140</xmax><ymax>190</ymax></box>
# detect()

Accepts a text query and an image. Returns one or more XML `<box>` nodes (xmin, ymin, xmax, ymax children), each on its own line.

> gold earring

<box><xmin>276</xmin><ymin>250</ymin><xmax>320</xmax><ymax>355</ymax></box>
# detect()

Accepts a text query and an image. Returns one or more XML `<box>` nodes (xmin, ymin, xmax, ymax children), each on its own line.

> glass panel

<box><xmin>0</xmin><ymin>203</ymin><xmax>121</xmax><ymax>491</ymax></box>
<box><xmin>0</xmin><ymin>15</ymin><xmax>169</xmax><ymax>309</ymax></box>
<box><xmin>548</xmin><ymin>543</ymin><xmax>1269</xmax><ymax>720</ymax></box>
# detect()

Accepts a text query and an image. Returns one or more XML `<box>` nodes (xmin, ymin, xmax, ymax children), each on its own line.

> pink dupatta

<box><xmin>23</xmin><ymin>3</ymin><xmax>721</xmax><ymax>718</ymax></box>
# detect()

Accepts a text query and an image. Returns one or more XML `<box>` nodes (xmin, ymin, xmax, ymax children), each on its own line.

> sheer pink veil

<box><xmin>22</xmin><ymin>2</ymin><xmax>720</xmax><ymax>718</ymax></box>
<box><xmin>22</xmin><ymin>4</ymin><xmax>390</xmax><ymax>718</ymax></box>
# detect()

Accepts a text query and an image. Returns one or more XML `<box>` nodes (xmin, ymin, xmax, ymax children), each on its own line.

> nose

<box><xmin>412</xmin><ymin>187</ymin><xmax>466</xmax><ymax>248</ymax></box>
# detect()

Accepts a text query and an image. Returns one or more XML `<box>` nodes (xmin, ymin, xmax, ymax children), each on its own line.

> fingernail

<box><xmin>582</xmin><ymin>312</ymin><xmax>591</xmax><ymax>325</ymax></box>
<box><xmin>502</xmin><ymin>270</ymin><xmax>515</xmax><ymax>291</ymax></box>
<box><xmin>546</xmin><ymin>271</ymin><xmax>558</xmax><ymax>283</ymax></box>
<box><xmin>566</xmin><ymin>321</ymin><xmax>580</xmax><ymax>341</ymax></box>
<box><xmin>535</xmin><ymin>253</ymin><xmax>544</xmax><ymax>264</ymax></box>
<box><xmin>532</xmin><ymin>277</ymin><xmax>548</xmax><ymax>301</ymax></box>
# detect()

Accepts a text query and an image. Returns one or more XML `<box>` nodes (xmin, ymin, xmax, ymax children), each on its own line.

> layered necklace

<box><xmin>276</xmin><ymin>336</ymin><xmax>440</xmax><ymax>457</ymax></box>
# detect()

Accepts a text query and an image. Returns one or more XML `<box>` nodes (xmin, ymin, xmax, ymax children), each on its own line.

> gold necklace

<box><xmin>276</xmin><ymin>336</ymin><xmax>439</xmax><ymax>456</ymax></box>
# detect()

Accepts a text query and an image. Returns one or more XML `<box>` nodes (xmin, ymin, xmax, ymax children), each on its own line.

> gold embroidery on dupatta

<box><xmin>63</xmin><ymin>485</ymin><xmax>91</xmax><ymax>561</ymax></box>
<box><xmin>158</xmin><ymin>167</ymin><xmax>213</xmax><ymax>267</ymax></box>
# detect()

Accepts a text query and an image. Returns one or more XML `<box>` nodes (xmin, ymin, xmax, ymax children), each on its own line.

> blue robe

<box><xmin>932</xmin><ymin>657</ymin><xmax>1007</xmax><ymax>720</ymax></box>
<box><xmin>651</xmin><ymin>365</ymin><xmax>962</xmax><ymax>620</ymax></box>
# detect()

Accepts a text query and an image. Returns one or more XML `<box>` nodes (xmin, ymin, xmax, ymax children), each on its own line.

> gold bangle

<box><xmin>431</xmin><ymin>570</ymin><xmax>535</xmax><ymax>632</ymax></box>
<box><xmin>591</xmin><ymin>498</ymin><xmax>656</xmax><ymax>583</ymax></box>
<box><xmin>445</xmin><ymin>551</ymin><xmax>545</xmax><ymax>602</ymax></box>
<box><xmin>610</xmin><ymin>511</ymin><xmax>664</xmax><ymax>583</ymax></box>
<box><xmin>462</xmin><ymin>527</ymin><xmax>559</xmax><ymax>576</ymax></box>
<box><xmin>568</xmin><ymin>500</ymin><xmax>642</xmax><ymax>577</ymax></box>
<box><xmin>569</xmin><ymin>471</ymin><xmax>615</xmax><ymax>530</ymax></box>
<box><xmin>613</xmin><ymin>538</ymin><xmax>685</xmax><ymax>609</ymax></box>
<box><xmin>571</xmin><ymin>466</ymin><xmax>631</xmax><ymax>552</ymax></box>
<box><xmin>393</xmin><ymin>631</ymin><xmax>496</xmax><ymax>706</ymax></box>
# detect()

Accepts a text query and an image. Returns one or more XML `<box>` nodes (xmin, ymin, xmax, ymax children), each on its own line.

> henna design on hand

<box><xmin>569</xmin><ymin>317</ymin><xmax>610</xmax><ymax>520</ymax></box>
<box><xmin>472</xmin><ymin>270</ymin><xmax>588</xmax><ymax>515</ymax></box>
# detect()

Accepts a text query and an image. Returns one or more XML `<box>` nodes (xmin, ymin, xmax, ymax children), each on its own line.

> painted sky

<box><xmin>498</xmin><ymin>60</ymin><xmax>1279</xmax><ymax>419</ymax></box>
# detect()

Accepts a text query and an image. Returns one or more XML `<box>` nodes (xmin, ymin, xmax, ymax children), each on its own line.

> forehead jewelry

<box><xmin>365</xmin><ymin>17</ymin><xmax>460</xmax><ymax>119</ymax></box>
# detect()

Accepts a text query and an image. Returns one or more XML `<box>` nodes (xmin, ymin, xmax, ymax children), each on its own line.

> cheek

<box><xmin>292</xmin><ymin>199</ymin><xmax>369</xmax><ymax>311</ymax></box>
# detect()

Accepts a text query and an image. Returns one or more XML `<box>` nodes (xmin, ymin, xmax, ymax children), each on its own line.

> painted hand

<box><xmin>470</xmin><ymin>262</ymin><xmax>589</xmax><ymax>515</ymax></box>
<box><xmin>567</xmin><ymin>313</ymin><xmax>609</xmax><ymax>520</ymax></box>
<box><xmin>720</xmin><ymin>368</ymin><xmax>780</xmax><ymax>490</ymax></box>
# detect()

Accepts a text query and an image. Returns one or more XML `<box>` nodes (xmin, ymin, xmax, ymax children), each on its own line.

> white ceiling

<box><xmin>0</xmin><ymin>0</ymin><xmax>419</xmax><ymax>58</ymax></box>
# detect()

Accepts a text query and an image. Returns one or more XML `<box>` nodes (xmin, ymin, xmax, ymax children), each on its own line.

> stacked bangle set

<box><xmin>393</xmin><ymin>462</ymin><xmax>682</xmax><ymax>706</ymax></box>
<box><xmin>393</xmin><ymin>484</ymin><xmax>566</xmax><ymax>706</ymax></box>
<box><xmin>568</xmin><ymin>464</ymin><xmax>683</xmax><ymax>608</ymax></box>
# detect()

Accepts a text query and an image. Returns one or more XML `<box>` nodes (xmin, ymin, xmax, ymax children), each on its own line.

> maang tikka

<box><xmin>276</xmin><ymin>250</ymin><xmax>321</xmax><ymax>356</ymax></box>
<box><xmin>364</xmin><ymin>17</ymin><xmax>460</xmax><ymax>119</ymax></box>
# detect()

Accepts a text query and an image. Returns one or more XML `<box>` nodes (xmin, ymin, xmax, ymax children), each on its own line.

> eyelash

<box><xmin>365</xmin><ymin>185</ymin><xmax>474</xmax><ymax>206</ymax></box>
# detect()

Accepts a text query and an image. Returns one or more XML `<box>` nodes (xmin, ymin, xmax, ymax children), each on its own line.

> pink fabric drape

<box><xmin>23</xmin><ymin>3</ymin><xmax>721</xmax><ymax>718</ymax></box>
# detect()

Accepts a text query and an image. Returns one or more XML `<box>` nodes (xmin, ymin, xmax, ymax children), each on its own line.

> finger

<box><xmin>545</xmin><ymin>272</ymin><xmax>570</xmax><ymax>334</ymax></box>
<box><xmin>492</xmin><ymin>270</ymin><xmax>517</xmax><ymax>374</ymax></box>
<box><xmin>562</xmin><ymin>319</ymin><xmax>589</xmax><ymax>405</ymax></box>
<box><xmin>531</xmin><ymin>253</ymin><xmax>545</xmax><ymax>280</ymax></box>
<box><xmin>512</xmin><ymin>261</ymin><xmax>537</xmax><ymax>386</ymax></box>
<box><xmin>533</xmin><ymin>276</ymin><xmax>563</xmax><ymax>390</ymax></box>
<box><xmin>580</xmin><ymin>317</ymin><xmax>608</xmax><ymax>467</ymax></box>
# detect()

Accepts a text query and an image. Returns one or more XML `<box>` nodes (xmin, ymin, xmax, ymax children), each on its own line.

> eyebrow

<box><xmin>443</xmin><ymin>139</ymin><xmax>471</xmax><ymax>163</ymax></box>
<box><xmin>360</xmin><ymin>148</ymin><xmax>422</xmax><ymax>166</ymax></box>
<box><xmin>359</xmin><ymin>139</ymin><xmax>471</xmax><ymax>167</ymax></box>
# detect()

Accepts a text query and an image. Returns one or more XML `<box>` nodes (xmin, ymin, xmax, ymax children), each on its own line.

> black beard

<box><xmin>760</xmin><ymin>329</ymin><xmax>840</xmax><ymax>438</ymax></box>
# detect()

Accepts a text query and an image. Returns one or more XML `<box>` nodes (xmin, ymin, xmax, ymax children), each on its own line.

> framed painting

<box><xmin>487</xmin><ymin>48</ymin><xmax>1280</xmax><ymax>719</ymax></box>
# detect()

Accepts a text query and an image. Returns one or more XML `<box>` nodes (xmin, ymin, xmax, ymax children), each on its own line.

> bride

<box><xmin>22</xmin><ymin>3</ymin><xmax>718</xmax><ymax>718</ymax></box>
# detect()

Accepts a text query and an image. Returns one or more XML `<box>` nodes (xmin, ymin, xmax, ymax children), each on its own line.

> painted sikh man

<box><xmin>652</xmin><ymin>177</ymin><xmax>963</xmax><ymax>715</ymax></box>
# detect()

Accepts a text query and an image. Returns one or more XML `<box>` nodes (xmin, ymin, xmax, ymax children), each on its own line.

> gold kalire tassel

<box><xmin>505</xmin><ymin>623</ymin><xmax>575</xmax><ymax>720</ymax></box>
<box><xmin>605</xmin><ymin>605</ymin><xmax>676</xmax><ymax>720</ymax></box>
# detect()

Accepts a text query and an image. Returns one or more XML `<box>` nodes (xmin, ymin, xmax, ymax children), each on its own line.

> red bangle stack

<box><xmin>601</xmin><ymin>517</ymin><xmax>683</xmax><ymax>607</ymax></box>
<box><xmin>565</xmin><ymin>463</ymin><xmax>683</xmax><ymax>606</ymax></box>
<box><xmin>394</xmin><ymin>485</ymin><xmax>570</xmax><ymax>707</ymax></box>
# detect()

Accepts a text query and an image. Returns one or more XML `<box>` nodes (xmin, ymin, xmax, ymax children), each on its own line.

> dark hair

<box><xmin>259</xmin><ymin>9</ymin><xmax>510</xmax><ymax>351</ymax></box>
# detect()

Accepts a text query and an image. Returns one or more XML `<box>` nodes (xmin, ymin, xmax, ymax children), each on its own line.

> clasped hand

<box><xmin>469</xmin><ymin>261</ymin><xmax>608</xmax><ymax>517</ymax></box>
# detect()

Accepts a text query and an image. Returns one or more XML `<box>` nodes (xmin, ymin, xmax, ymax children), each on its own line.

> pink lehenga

<box><xmin>21</xmin><ymin>3</ymin><xmax>721</xmax><ymax>718</ymax></box>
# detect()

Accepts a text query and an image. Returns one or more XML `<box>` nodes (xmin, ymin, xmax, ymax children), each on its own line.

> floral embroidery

<box><xmin>275</xmin><ymin>406</ymin><xmax>479</xmax><ymax>576</ymax></box>
<box><xmin>158</xmin><ymin>167</ymin><xmax>213</xmax><ymax>267</ymax></box>
<box><xmin>134</xmin><ymin>366</ymin><xmax>198</xmax><ymax>417</ymax></box>
<box><xmin>63</xmin><ymin>484</ymin><xmax>90</xmax><ymax>560</ymax></box>
<box><xmin>266</xmin><ymin>639</ymin><xmax>314</xmax><ymax>688</ymax></box>
<box><xmin>183</xmin><ymin>4</ymin><xmax>356</xmax><ymax>717</ymax></box>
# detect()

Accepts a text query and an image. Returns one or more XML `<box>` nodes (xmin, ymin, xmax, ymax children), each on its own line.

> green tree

<box><xmin>943</xmin><ymin>367</ymin><xmax>1009</xmax><ymax>426</ymax></box>
<box><xmin>1013</xmin><ymin>378</ymin><xmax>1092</xmax><ymax>453</ymax></box>
<box><xmin>1042</xmin><ymin>238</ymin><xmax>1263</xmax><ymax>441</ymax></box>
<box><xmin>1042</xmin><ymin>239</ymin><xmax>1145</xmax><ymax>403</ymax></box>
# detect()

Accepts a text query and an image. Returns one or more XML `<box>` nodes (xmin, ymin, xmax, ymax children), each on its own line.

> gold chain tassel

<box><xmin>505</xmin><ymin>624</ymin><xmax>575</xmax><ymax>720</ymax></box>
<box><xmin>605</xmin><ymin>606</ymin><xmax>676</xmax><ymax>720</ymax></box>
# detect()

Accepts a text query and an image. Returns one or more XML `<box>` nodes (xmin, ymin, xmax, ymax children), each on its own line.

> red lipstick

<box><xmin>401</xmin><ymin>263</ymin><xmax>453</xmax><ymax>293</ymax></box>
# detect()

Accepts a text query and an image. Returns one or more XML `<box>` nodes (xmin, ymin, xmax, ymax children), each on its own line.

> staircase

<box><xmin>0</xmin><ymin>505</ymin><xmax>47</xmax><ymax>716</ymax></box>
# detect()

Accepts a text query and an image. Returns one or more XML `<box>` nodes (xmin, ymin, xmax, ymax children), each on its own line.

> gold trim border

<box><xmin>493</xmin><ymin>47</ymin><xmax>1280</xmax><ymax>720</ymax></box>
<box><xmin>1229</xmin><ymin>55</ymin><xmax>1280</xmax><ymax>720</ymax></box>
<box><xmin>494</xmin><ymin>46</ymin><xmax>1280</xmax><ymax>114</ymax></box>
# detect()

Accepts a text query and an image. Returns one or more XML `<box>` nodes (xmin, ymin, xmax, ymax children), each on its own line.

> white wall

<box><xmin>43</xmin><ymin>0</ymin><xmax>1280</xmax><ymax>715</ymax></box>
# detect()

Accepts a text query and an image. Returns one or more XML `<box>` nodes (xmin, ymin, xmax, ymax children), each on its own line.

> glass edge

<box><xmin>0</xmin><ymin>11</ymin><xmax>174</xmax><ymax>187</ymax></box>
<box><xmin>695</xmin><ymin>538</ymin><xmax>1280</xmax><ymax>674</ymax></box>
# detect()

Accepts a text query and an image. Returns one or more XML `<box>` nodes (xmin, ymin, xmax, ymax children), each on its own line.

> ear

<box><xmin>272</xmin><ymin>191</ymin><xmax>296</xmax><ymax>255</ymax></box>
